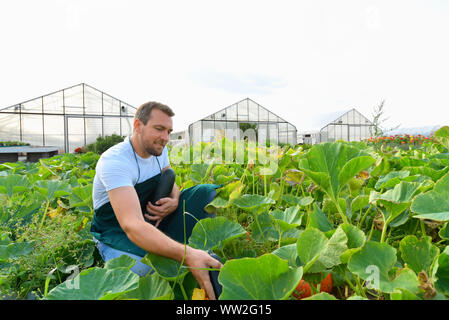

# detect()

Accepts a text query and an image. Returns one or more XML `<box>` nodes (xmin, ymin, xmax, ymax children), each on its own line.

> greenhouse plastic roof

<box><xmin>0</xmin><ymin>83</ymin><xmax>136</xmax><ymax>117</ymax></box>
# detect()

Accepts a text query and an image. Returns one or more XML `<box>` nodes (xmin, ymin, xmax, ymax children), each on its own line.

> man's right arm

<box><xmin>108</xmin><ymin>186</ymin><xmax>222</xmax><ymax>299</ymax></box>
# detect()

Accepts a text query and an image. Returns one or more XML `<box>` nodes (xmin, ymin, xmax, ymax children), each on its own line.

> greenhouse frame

<box><xmin>0</xmin><ymin>83</ymin><xmax>136</xmax><ymax>153</ymax></box>
<box><xmin>319</xmin><ymin>108</ymin><xmax>373</xmax><ymax>143</ymax></box>
<box><xmin>188</xmin><ymin>98</ymin><xmax>297</xmax><ymax>146</ymax></box>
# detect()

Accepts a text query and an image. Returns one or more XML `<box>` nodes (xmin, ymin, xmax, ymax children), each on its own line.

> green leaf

<box><xmin>351</xmin><ymin>195</ymin><xmax>369</xmax><ymax>213</ymax></box>
<box><xmin>405</xmin><ymin>166</ymin><xmax>449</xmax><ymax>182</ymax></box>
<box><xmin>272</xmin><ymin>244</ymin><xmax>299</xmax><ymax>268</ymax></box>
<box><xmin>299</xmin><ymin>142</ymin><xmax>375</xmax><ymax>201</ymax></box>
<box><xmin>339</xmin><ymin>156</ymin><xmax>377</xmax><ymax>191</ymax></box>
<box><xmin>188</xmin><ymin>217</ymin><xmax>246</xmax><ymax>251</ymax></box>
<box><xmin>141</xmin><ymin>253</ymin><xmax>189</xmax><ymax>281</ymax></box>
<box><xmin>284</xmin><ymin>169</ymin><xmax>305</xmax><ymax>186</ymax></box>
<box><xmin>14</xmin><ymin>201</ymin><xmax>42</xmax><ymax>222</ymax></box>
<box><xmin>68</xmin><ymin>184</ymin><xmax>93</xmax><ymax>212</ymax></box>
<box><xmin>399</xmin><ymin>235</ymin><xmax>439</xmax><ymax>275</ymax></box>
<box><xmin>270</xmin><ymin>206</ymin><xmax>304</xmax><ymax>232</ymax></box>
<box><xmin>0</xmin><ymin>174</ymin><xmax>31</xmax><ymax>199</ymax></box>
<box><xmin>375</xmin><ymin>170</ymin><xmax>410</xmax><ymax>190</ymax></box>
<box><xmin>371</xmin><ymin>156</ymin><xmax>391</xmax><ymax>177</ymax></box>
<box><xmin>348</xmin><ymin>178</ymin><xmax>365</xmax><ymax>195</ymax></box>
<box><xmin>439</xmin><ymin>222</ymin><xmax>449</xmax><ymax>240</ymax></box>
<box><xmin>307</xmin><ymin>227</ymin><xmax>348</xmax><ymax>273</ymax></box>
<box><xmin>296</xmin><ymin>227</ymin><xmax>347</xmax><ymax>273</ymax></box>
<box><xmin>268</xmin><ymin>182</ymin><xmax>281</xmax><ymax>201</ymax></box>
<box><xmin>348</xmin><ymin>241</ymin><xmax>419</xmax><ymax>294</ymax></box>
<box><xmin>411</xmin><ymin>171</ymin><xmax>449</xmax><ymax>222</ymax></box>
<box><xmin>119</xmin><ymin>273</ymin><xmax>174</xmax><ymax>300</ymax></box>
<box><xmin>370</xmin><ymin>181</ymin><xmax>421</xmax><ymax>224</ymax></box>
<box><xmin>390</xmin><ymin>289</ymin><xmax>421</xmax><ymax>300</ymax></box>
<box><xmin>218</xmin><ymin>253</ymin><xmax>303</xmax><ymax>300</ymax></box>
<box><xmin>308</xmin><ymin>203</ymin><xmax>333</xmax><ymax>232</ymax></box>
<box><xmin>218</xmin><ymin>180</ymin><xmax>244</xmax><ymax>200</ymax></box>
<box><xmin>322</xmin><ymin>197</ymin><xmax>347</xmax><ymax>216</ymax></box>
<box><xmin>347</xmin><ymin>295</ymin><xmax>369</xmax><ymax>300</ymax></box>
<box><xmin>281</xmin><ymin>195</ymin><xmax>314</xmax><ymax>207</ymax></box>
<box><xmin>250</xmin><ymin>211</ymin><xmax>279</xmax><ymax>242</ymax></box>
<box><xmin>296</xmin><ymin>228</ymin><xmax>328</xmax><ymax>273</ymax></box>
<box><xmin>303</xmin><ymin>292</ymin><xmax>338</xmax><ymax>300</ymax></box>
<box><xmin>215</xmin><ymin>174</ymin><xmax>237</xmax><ymax>185</ymax></box>
<box><xmin>434</xmin><ymin>126</ymin><xmax>449</xmax><ymax>150</ymax></box>
<box><xmin>190</xmin><ymin>164</ymin><xmax>210</xmax><ymax>182</ymax></box>
<box><xmin>232</xmin><ymin>194</ymin><xmax>275</xmax><ymax>212</ymax></box>
<box><xmin>35</xmin><ymin>180</ymin><xmax>71</xmax><ymax>201</ymax></box>
<box><xmin>435</xmin><ymin>247</ymin><xmax>449</xmax><ymax>296</ymax></box>
<box><xmin>339</xmin><ymin>224</ymin><xmax>366</xmax><ymax>264</ymax></box>
<box><xmin>204</xmin><ymin>196</ymin><xmax>229</xmax><ymax>214</ymax></box>
<box><xmin>0</xmin><ymin>241</ymin><xmax>35</xmax><ymax>262</ymax></box>
<box><xmin>104</xmin><ymin>255</ymin><xmax>137</xmax><ymax>270</ymax></box>
<box><xmin>46</xmin><ymin>267</ymin><xmax>140</xmax><ymax>300</ymax></box>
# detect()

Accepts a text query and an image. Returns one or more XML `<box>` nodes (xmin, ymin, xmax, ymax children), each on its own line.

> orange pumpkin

<box><xmin>292</xmin><ymin>273</ymin><xmax>333</xmax><ymax>299</ymax></box>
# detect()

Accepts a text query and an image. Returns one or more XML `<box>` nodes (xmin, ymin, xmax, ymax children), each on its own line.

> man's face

<box><xmin>137</xmin><ymin>108</ymin><xmax>173</xmax><ymax>157</ymax></box>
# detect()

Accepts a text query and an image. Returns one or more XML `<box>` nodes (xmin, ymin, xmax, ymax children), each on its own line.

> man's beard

<box><xmin>144</xmin><ymin>142</ymin><xmax>164</xmax><ymax>156</ymax></box>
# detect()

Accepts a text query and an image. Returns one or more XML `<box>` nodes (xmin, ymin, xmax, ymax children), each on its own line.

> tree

<box><xmin>370</xmin><ymin>100</ymin><xmax>400</xmax><ymax>138</ymax></box>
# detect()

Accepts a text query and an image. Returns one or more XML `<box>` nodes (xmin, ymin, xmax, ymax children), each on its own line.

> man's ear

<box><xmin>133</xmin><ymin>118</ymin><xmax>143</xmax><ymax>134</ymax></box>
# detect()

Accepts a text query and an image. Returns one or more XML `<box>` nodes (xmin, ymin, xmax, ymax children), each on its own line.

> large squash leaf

<box><xmin>188</xmin><ymin>216</ymin><xmax>246</xmax><ymax>251</ymax></box>
<box><xmin>45</xmin><ymin>267</ymin><xmax>140</xmax><ymax>300</ymax></box>
<box><xmin>218</xmin><ymin>253</ymin><xmax>303</xmax><ymax>300</ymax></box>
<box><xmin>411</xmin><ymin>171</ymin><xmax>449</xmax><ymax>221</ymax></box>
<box><xmin>348</xmin><ymin>241</ymin><xmax>419</xmax><ymax>294</ymax></box>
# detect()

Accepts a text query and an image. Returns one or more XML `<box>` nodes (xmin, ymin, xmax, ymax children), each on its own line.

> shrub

<box><xmin>0</xmin><ymin>141</ymin><xmax>30</xmax><ymax>147</ymax></box>
<box><xmin>1</xmin><ymin>210</ymin><xmax>101</xmax><ymax>299</ymax></box>
<box><xmin>82</xmin><ymin>134</ymin><xmax>125</xmax><ymax>155</ymax></box>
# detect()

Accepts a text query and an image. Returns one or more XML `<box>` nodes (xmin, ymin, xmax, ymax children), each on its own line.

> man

<box><xmin>91</xmin><ymin>101</ymin><xmax>222</xmax><ymax>299</ymax></box>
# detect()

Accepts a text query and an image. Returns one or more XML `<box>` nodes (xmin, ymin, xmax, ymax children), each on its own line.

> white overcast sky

<box><xmin>0</xmin><ymin>0</ymin><xmax>448</xmax><ymax>133</ymax></box>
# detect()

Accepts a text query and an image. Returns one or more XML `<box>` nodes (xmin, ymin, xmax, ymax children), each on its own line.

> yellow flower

<box><xmin>192</xmin><ymin>288</ymin><xmax>209</xmax><ymax>300</ymax></box>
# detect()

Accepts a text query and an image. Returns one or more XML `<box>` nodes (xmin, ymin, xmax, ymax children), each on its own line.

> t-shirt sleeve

<box><xmin>97</xmin><ymin>157</ymin><xmax>135</xmax><ymax>192</ymax></box>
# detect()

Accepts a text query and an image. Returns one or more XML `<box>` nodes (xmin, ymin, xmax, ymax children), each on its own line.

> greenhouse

<box><xmin>0</xmin><ymin>83</ymin><xmax>136</xmax><ymax>153</ymax></box>
<box><xmin>319</xmin><ymin>108</ymin><xmax>373</xmax><ymax>143</ymax></box>
<box><xmin>188</xmin><ymin>98</ymin><xmax>297</xmax><ymax>146</ymax></box>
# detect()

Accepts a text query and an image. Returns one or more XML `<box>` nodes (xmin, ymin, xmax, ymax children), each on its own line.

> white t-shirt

<box><xmin>93</xmin><ymin>136</ymin><xmax>170</xmax><ymax>210</ymax></box>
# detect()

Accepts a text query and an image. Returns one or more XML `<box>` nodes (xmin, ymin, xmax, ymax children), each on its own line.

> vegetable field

<box><xmin>1</xmin><ymin>126</ymin><xmax>449</xmax><ymax>300</ymax></box>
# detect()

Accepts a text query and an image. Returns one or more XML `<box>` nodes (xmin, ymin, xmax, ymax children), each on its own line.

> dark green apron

<box><xmin>90</xmin><ymin>139</ymin><xmax>220</xmax><ymax>257</ymax></box>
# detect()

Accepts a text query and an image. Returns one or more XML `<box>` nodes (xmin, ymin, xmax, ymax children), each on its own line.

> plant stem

<box><xmin>358</xmin><ymin>205</ymin><xmax>372</xmax><ymax>228</ymax></box>
<box><xmin>264</xmin><ymin>175</ymin><xmax>267</xmax><ymax>197</ymax></box>
<box><xmin>279</xmin><ymin>169</ymin><xmax>285</xmax><ymax>198</ymax></box>
<box><xmin>220</xmin><ymin>248</ymin><xmax>228</xmax><ymax>261</ymax></box>
<box><xmin>355</xmin><ymin>276</ymin><xmax>367</xmax><ymax>298</ymax></box>
<box><xmin>338</xmin><ymin>265</ymin><xmax>358</xmax><ymax>295</ymax></box>
<box><xmin>335</xmin><ymin>200</ymin><xmax>350</xmax><ymax>225</ymax></box>
<box><xmin>412</xmin><ymin>219</ymin><xmax>419</xmax><ymax>235</ymax></box>
<box><xmin>420</xmin><ymin>220</ymin><xmax>427</xmax><ymax>237</ymax></box>
<box><xmin>252</xmin><ymin>170</ymin><xmax>255</xmax><ymax>195</ymax></box>
<box><xmin>179</xmin><ymin>283</ymin><xmax>188</xmax><ymax>300</ymax></box>
<box><xmin>38</xmin><ymin>199</ymin><xmax>50</xmax><ymax>233</ymax></box>
<box><xmin>380</xmin><ymin>222</ymin><xmax>388</xmax><ymax>243</ymax></box>
<box><xmin>367</xmin><ymin>220</ymin><xmax>375</xmax><ymax>241</ymax></box>
<box><xmin>253</xmin><ymin>213</ymin><xmax>268</xmax><ymax>248</ymax></box>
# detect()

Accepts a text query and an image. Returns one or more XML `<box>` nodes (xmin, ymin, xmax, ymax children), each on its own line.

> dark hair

<box><xmin>134</xmin><ymin>101</ymin><xmax>174</xmax><ymax>125</ymax></box>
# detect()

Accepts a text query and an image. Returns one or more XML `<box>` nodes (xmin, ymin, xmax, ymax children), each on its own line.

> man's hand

<box><xmin>184</xmin><ymin>247</ymin><xmax>223</xmax><ymax>300</ymax></box>
<box><xmin>145</xmin><ymin>197</ymin><xmax>178</xmax><ymax>227</ymax></box>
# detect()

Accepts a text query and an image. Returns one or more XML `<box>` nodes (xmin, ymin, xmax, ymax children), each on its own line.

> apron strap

<box><xmin>129</xmin><ymin>136</ymin><xmax>163</xmax><ymax>184</ymax></box>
